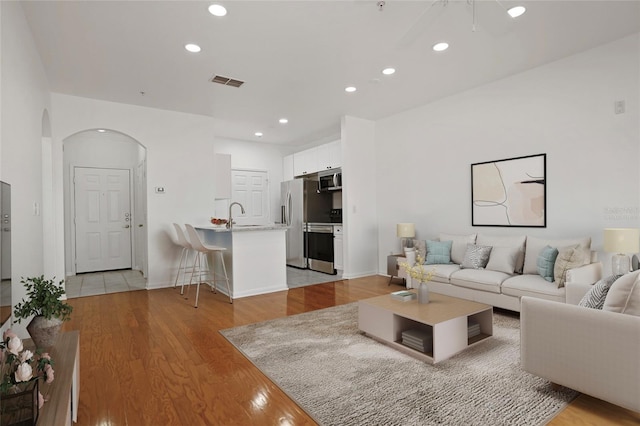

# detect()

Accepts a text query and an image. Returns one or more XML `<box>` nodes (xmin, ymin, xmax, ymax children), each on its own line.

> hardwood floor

<box><xmin>61</xmin><ymin>276</ymin><xmax>638</xmax><ymax>425</ymax></box>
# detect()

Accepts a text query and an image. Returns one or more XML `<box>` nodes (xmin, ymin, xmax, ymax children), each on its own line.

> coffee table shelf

<box><xmin>358</xmin><ymin>292</ymin><xmax>493</xmax><ymax>364</ymax></box>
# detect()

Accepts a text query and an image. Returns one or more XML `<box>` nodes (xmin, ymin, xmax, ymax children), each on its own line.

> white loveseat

<box><xmin>521</xmin><ymin>275</ymin><xmax>640</xmax><ymax>413</ymax></box>
<box><xmin>401</xmin><ymin>233</ymin><xmax>602</xmax><ymax>312</ymax></box>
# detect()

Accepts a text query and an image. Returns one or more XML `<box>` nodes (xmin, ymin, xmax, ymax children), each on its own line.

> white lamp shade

<box><xmin>397</xmin><ymin>223</ymin><xmax>415</xmax><ymax>238</ymax></box>
<box><xmin>603</xmin><ymin>228</ymin><xmax>640</xmax><ymax>253</ymax></box>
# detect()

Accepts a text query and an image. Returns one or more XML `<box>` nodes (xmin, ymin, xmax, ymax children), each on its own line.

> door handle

<box><xmin>124</xmin><ymin>224</ymin><xmax>130</xmax><ymax>228</ymax></box>
<box><xmin>138</xmin><ymin>224</ymin><xmax>144</xmax><ymax>227</ymax></box>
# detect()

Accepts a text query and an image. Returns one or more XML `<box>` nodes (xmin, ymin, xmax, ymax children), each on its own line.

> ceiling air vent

<box><xmin>210</xmin><ymin>75</ymin><xmax>245</xmax><ymax>88</ymax></box>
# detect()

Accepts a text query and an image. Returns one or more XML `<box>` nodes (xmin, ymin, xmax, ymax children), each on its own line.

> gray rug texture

<box><xmin>220</xmin><ymin>302</ymin><xmax>577</xmax><ymax>426</ymax></box>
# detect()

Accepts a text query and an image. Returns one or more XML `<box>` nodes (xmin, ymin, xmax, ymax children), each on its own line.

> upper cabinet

<box><xmin>292</xmin><ymin>140</ymin><xmax>341</xmax><ymax>177</ymax></box>
<box><xmin>317</xmin><ymin>140</ymin><xmax>341</xmax><ymax>171</ymax></box>
<box><xmin>293</xmin><ymin>148</ymin><xmax>318</xmax><ymax>177</ymax></box>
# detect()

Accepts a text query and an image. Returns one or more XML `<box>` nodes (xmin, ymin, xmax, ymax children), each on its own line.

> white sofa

<box><xmin>401</xmin><ymin>233</ymin><xmax>602</xmax><ymax>312</ymax></box>
<box><xmin>521</xmin><ymin>280</ymin><xmax>640</xmax><ymax>413</ymax></box>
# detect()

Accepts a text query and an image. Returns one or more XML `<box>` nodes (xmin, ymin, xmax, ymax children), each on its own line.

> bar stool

<box><xmin>184</xmin><ymin>224</ymin><xmax>233</xmax><ymax>308</ymax></box>
<box><xmin>172</xmin><ymin>223</ymin><xmax>195</xmax><ymax>294</ymax></box>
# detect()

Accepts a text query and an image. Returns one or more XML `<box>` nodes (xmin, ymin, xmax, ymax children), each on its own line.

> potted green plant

<box><xmin>13</xmin><ymin>276</ymin><xmax>73</xmax><ymax>349</ymax></box>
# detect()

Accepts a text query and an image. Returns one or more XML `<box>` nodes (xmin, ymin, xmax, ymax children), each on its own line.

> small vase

<box><xmin>418</xmin><ymin>282</ymin><xmax>429</xmax><ymax>304</ymax></box>
<box><xmin>26</xmin><ymin>316</ymin><xmax>62</xmax><ymax>350</ymax></box>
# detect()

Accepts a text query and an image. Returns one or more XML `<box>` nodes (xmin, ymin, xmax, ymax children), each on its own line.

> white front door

<box><xmin>231</xmin><ymin>170</ymin><xmax>269</xmax><ymax>225</ymax></box>
<box><xmin>74</xmin><ymin>167</ymin><xmax>132</xmax><ymax>273</ymax></box>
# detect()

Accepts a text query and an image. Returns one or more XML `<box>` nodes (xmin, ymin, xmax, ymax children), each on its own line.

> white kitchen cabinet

<box><xmin>293</xmin><ymin>147</ymin><xmax>318</xmax><ymax>176</ymax></box>
<box><xmin>283</xmin><ymin>154</ymin><xmax>294</xmax><ymax>181</ymax></box>
<box><xmin>333</xmin><ymin>225</ymin><xmax>343</xmax><ymax>271</ymax></box>
<box><xmin>214</xmin><ymin>153</ymin><xmax>232</xmax><ymax>199</ymax></box>
<box><xmin>317</xmin><ymin>140</ymin><xmax>341</xmax><ymax>171</ymax></box>
<box><xmin>293</xmin><ymin>141</ymin><xmax>341</xmax><ymax>176</ymax></box>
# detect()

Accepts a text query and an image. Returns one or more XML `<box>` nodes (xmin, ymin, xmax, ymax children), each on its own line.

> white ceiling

<box><xmin>20</xmin><ymin>1</ymin><xmax>640</xmax><ymax>146</ymax></box>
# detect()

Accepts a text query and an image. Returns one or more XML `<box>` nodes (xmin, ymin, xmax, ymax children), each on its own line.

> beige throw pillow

<box><xmin>485</xmin><ymin>246</ymin><xmax>520</xmax><ymax>274</ymax></box>
<box><xmin>553</xmin><ymin>244</ymin><xmax>585</xmax><ymax>288</ymax></box>
<box><xmin>476</xmin><ymin>234</ymin><xmax>526</xmax><ymax>273</ymax></box>
<box><xmin>439</xmin><ymin>233</ymin><xmax>476</xmax><ymax>265</ymax></box>
<box><xmin>603</xmin><ymin>270</ymin><xmax>640</xmax><ymax>316</ymax></box>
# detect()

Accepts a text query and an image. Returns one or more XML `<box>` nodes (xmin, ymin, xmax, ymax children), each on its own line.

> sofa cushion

<box><xmin>426</xmin><ymin>264</ymin><xmax>461</xmax><ymax>285</ymax></box>
<box><xmin>461</xmin><ymin>244</ymin><xmax>492</xmax><ymax>269</ymax></box>
<box><xmin>476</xmin><ymin>234</ymin><xmax>526</xmax><ymax>273</ymax></box>
<box><xmin>536</xmin><ymin>245</ymin><xmax>559</xmax><ymax>282</ymax></box>
<box><xmin>439</xmin><ymin>233</ymin><xmax>476</xmax><ymax>264</ymax></box>
<box><xmin>523</xmin><ymin>236</ymin><xmax>591</xmax><ymax>275</ymax></box>
<box><xmin>502</xmin><ymin>275</ymin><xmax>565</xmax><ymax>303</ymax></box>
<box><xmin>603</xmin><ymin>270</ymin><xmax>640</xmax><ymax>316</ymax></box>
<box><xmin>486</xmin><ymin>246</ymin><xmax>520</xmax><ymax>274</ymax></box>
<box><xmin>450</xmin><ymin>269</ymin><xmax>510</xmax><ymax>294</ymax></box>
<box><xmin>578</xmin><ymin>274</ymin><xmax>623</xmax><ymax>309</ymax></box>
<box><xmin>554</xmin><ymin>245</ymin><xmax>585</xmax><ymax>288</ymax></box>
<box><xmin>426</xmin><ymin>240</ymin><xmax>452</xmax><ymax>264</ymax></box>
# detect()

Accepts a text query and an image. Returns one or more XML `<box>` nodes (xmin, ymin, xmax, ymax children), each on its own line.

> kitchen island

<box><xmin>196</xmin><ymin>224</ymin><xmax>288</xmax><ymax>298</ymax></box>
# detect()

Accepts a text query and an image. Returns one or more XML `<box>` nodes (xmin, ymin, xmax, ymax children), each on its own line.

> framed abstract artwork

<box><xmin>471</xmin><ymin>153</ymin><xmax>546</xmax><ymax>227</ymax></box>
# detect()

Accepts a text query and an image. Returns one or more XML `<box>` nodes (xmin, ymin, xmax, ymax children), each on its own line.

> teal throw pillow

<box><xmin>425</xmin><ymin>240</ymin><xmax>452</xmax><ymax>264</ymax></box>
<box><xmin>537</xmin><ymin>245</ymin><xmax>559</xmax><ymax>282</ymax></box>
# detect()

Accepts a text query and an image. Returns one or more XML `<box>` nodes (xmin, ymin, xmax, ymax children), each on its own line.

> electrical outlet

<box><xmin>614</xmin><ymin>100</ymin><xmax>625</xmax><ymax>114</ymax></box>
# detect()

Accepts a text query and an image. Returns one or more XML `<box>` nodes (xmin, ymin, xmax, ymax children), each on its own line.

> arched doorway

<box><xmin>62</xmin><ymin>129</ymin><xmax>148</xmax><ymax>296</ymax></box>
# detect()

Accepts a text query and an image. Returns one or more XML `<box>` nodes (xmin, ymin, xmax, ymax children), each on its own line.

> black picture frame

<box><xmin>471</xmin><ymin>153</ymin><xmax>546</xmax><ymax>227</ymax></box>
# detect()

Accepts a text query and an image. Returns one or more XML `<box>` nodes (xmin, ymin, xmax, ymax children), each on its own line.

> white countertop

<box><xmin>197</xmin><ymin>223</ymin><xmax>288</xmax><ymax>232</ymax></box>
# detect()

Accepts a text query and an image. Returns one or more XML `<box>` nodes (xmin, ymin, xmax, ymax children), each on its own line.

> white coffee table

<box><xmin>358</xmin><ymin>292</ymin><xmax>493</xmax><ymax>364</ymax></box>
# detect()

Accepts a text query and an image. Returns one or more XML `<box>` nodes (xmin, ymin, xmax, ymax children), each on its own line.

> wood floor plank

<box><xmin>60</xmin><ymin>275</ymin><xmax>635</xmax><ymax>425</ymax></box>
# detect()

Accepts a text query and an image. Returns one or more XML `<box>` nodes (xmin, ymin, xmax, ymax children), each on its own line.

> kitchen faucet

<box><xmin>227</xmin><ymin>202</ymin><xmax>245</xmax><ymax>229</ymax></box>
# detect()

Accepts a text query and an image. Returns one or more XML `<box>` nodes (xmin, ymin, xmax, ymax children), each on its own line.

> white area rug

<box><xmin>221</xmin><ymin>303</ymin><xmax>577</xmax><ymax>426</ymax></box>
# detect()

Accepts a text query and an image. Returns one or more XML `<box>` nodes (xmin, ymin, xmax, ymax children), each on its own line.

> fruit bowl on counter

<box><xmin>210</xmin><ymin>217</ymin><xmax>228</xmax><ymax>228</ymax></box>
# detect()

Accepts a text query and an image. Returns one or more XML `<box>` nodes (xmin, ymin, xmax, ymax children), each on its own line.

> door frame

<box><xmin>69</xmin><ymin>165</ymin><xmax>136</xmax><ymax>275</ymax></box>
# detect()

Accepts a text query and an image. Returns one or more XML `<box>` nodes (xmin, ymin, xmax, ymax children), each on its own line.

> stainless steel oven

<box><xmin>304</xmin><ymin>223</ymin><xmax>335</xmax><ymax>275</ymax></box>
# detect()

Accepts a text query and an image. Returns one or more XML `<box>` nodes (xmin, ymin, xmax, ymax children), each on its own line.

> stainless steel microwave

<box><xmin>319</xmin><ymin>170</ymin><xmax>342</xmax><ymax>191</ymax></box>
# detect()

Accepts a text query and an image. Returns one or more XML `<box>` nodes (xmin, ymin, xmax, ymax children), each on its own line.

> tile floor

<box><xmin>287</xmin><ymin>266</ymin><xmax>343</xmax><ymax>289</ymax></box>
<box><xmin>65</xmin><ymin>266</ymin><xmax>342</xmax><ymax>299</ymax></box>
<box><xmin>65</xmin><ymin>269</ymin><xmax>147</xmax><ymax>299</ymax></box>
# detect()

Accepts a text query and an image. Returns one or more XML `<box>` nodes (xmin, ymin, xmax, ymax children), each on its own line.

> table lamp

<box><xmin>397</xmin><ymin>223</ymin><xmax>415</xmax><ymax>254</ymax></box>
<box><xmin>603</xmin><ymin>228</ymin><xmax>640</xmax><ymax>275</ymax></box>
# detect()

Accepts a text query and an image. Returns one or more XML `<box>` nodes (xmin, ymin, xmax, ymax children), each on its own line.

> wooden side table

<box><xmin>31</xmin><ymin>331</ymin><xmax>80</xmax><ymax>425</ymax></box>
<box><xmin>387</xmin><ymin>254</ymin><xmax>406</xmax><ymax>286</ymax></box>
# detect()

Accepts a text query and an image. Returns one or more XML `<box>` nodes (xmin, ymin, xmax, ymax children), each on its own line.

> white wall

<box><xmin>375</xmin><ymin>33</ymin><xmax>640</xmax><ymax>274</ymax></box>
<box><xmin>341</xmin><ymin>116</ymin><xmax>378</xmax><ymax>278</ymax></box>
<box><xmin>51</xmin><ymin>94</ymin><xmax>219</xmax><ymax>289</ymax></box>
<box><xmin>213</xmin><ymin>138</ymin><xmax>289</xmax><ymax>224</ymax></box>
<box><xmin>62</xmin><ymin>130</ymin><xmax>145</xmax><ymax>275</ymax></box>
<box><xmin>0</xmin><ymin>2</ymin><xmax>52</xmax><ymax>335</ymax></box>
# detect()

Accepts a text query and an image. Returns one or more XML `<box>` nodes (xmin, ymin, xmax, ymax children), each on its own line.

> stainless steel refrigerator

<box><xmin>281</xmin><ymin>179</ymin><xmax>331</xmax><ymax>268</ymax></box>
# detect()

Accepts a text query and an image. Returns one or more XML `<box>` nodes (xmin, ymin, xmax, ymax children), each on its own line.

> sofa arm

<box><xmin>564</xmin><ymin>282</ymin><xmax>593</xmax><ymax>305</ymax></box>
<box><xmin>565</xmin><ymin>262</ymin><xmax>602</xmax><ymax>286</ymax></box>
<box><xmin>521</xmin><ymin>297</ymin><xmax>640</xmax><ymax>413</ymax></box>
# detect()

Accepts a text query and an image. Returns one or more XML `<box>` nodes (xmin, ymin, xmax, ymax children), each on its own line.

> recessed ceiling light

<box><xmin>382</xmin><ymin>68</ymin><xmax>396</xmax><ymax>75</ymax></box>
<box><xmin>185</xmin><ymin>43</ymin><xmax>201</xmax><ymax>53</ymax></box>
<box><xmin>279</xmin><ymin>118</ymin><xmax>288</xmax><ymax>124</ymax></box>
<box><xmin>208</xmin><ymin>4</ymin><xmax>227</xmax><ymax>17</ymax></box>
<box><xmin>345</xmin><ymin>86</ymin><xmax>357</xmax><ymax>93</ymax></box>
<box><xmin>255</xmin><ymin>132</ymin><xmax>263</xmax><ymax>137</ymax></box>
<box><xmin>432</xmin><ymin>42</ymin><xmax>449</xmax><ymax>52</ymax></box>
<box><xmin>97</xmin><ymin>129</ymin><xmax>106</xmax><ymax>133</ymax></box>
<box><xmin>507</xmin><ymin>6</ymin><xmax>526</xmax><ymax>18</ymax></box>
